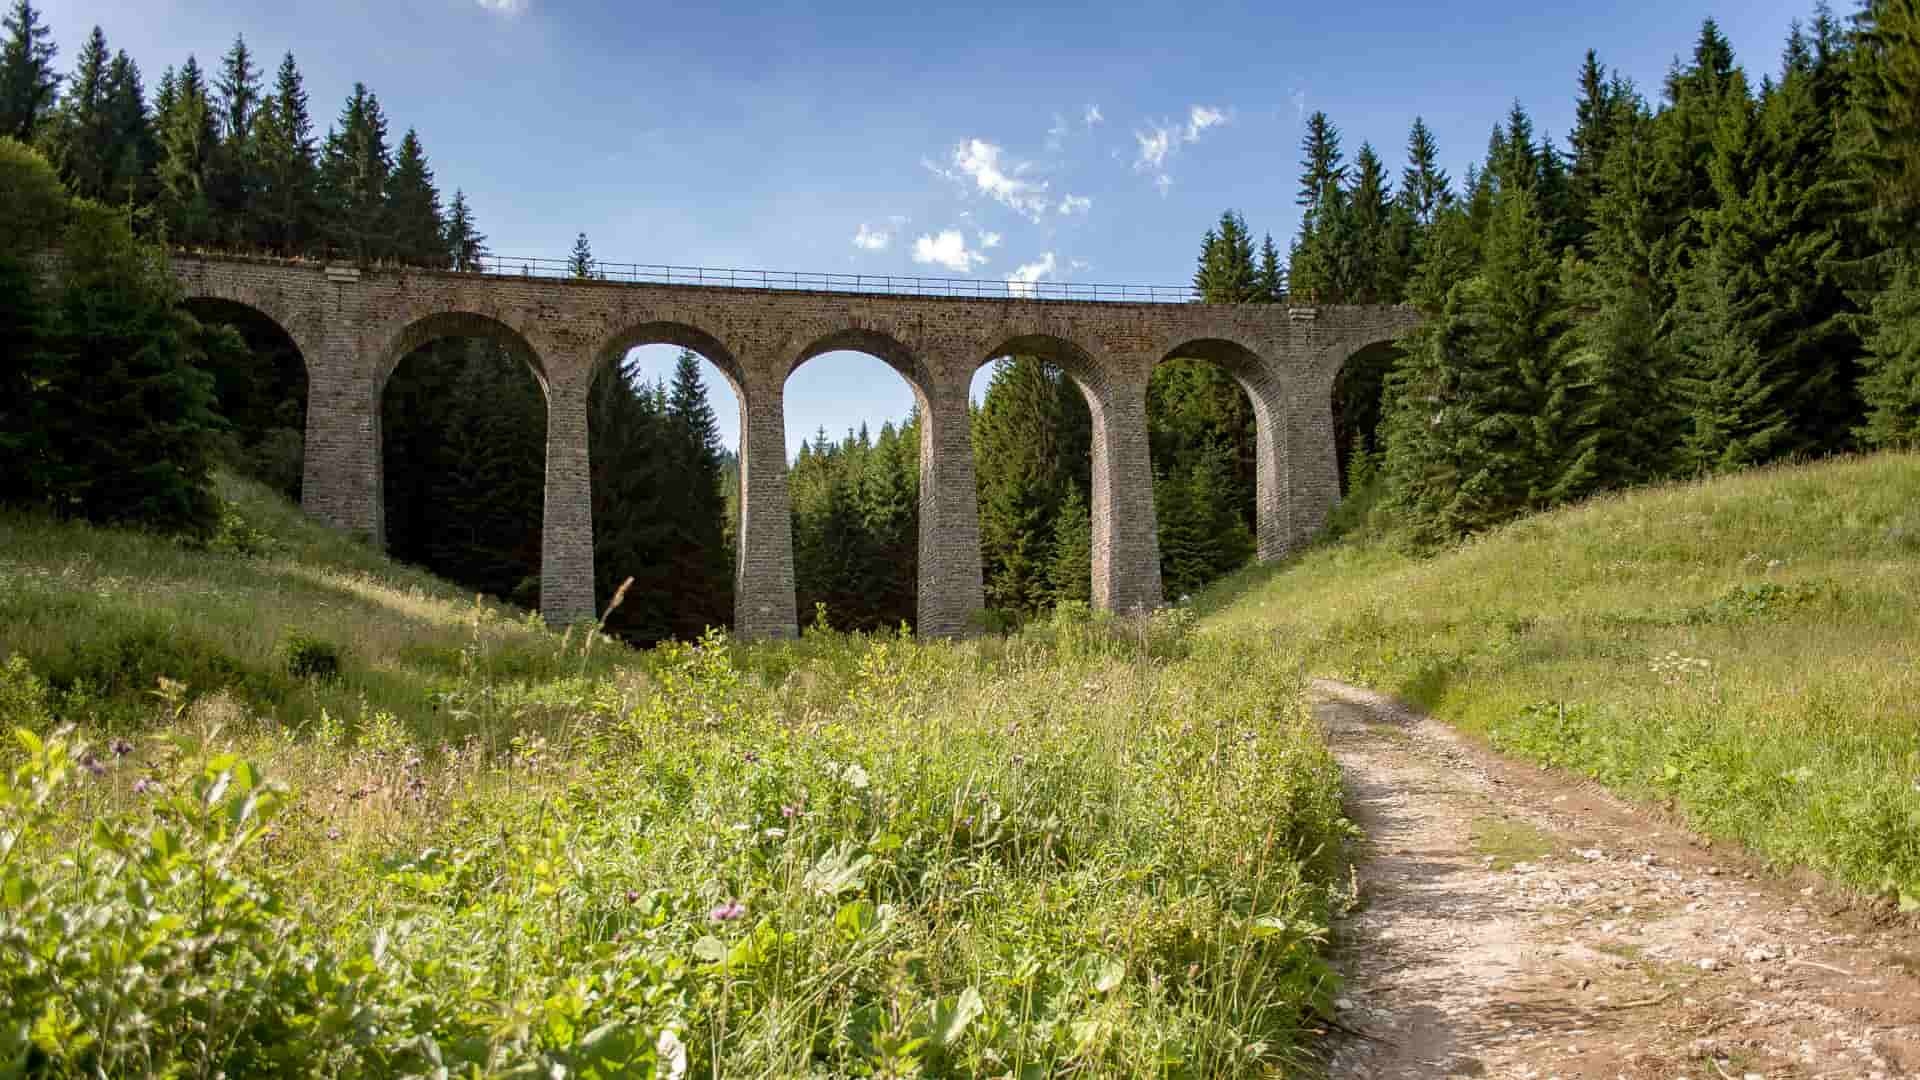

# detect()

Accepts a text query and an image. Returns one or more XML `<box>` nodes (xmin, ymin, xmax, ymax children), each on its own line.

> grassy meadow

<box><xmin>1206</xmin><ymin>452</ymin><xmax>1920</xmax><ymax>908</ymax></box>
<box><xmin>0</xmin><ymin>475</ymin><xmax>1349</xmax><ymax>1077</ymax></box>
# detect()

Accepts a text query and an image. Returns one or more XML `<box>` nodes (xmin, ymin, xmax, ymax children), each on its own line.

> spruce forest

<box><xmin>7</xmin><ymin>2</ymin><xmax>1919</xmax><ymax>640</ymax></box>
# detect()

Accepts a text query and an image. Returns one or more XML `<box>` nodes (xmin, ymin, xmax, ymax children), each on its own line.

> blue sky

<box><xmin>46</xmin><ymin>0</ymin><xmax>1815</xmax><ymax>453</ymax></box>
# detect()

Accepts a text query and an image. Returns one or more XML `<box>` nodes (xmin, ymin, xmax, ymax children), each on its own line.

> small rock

<box><xmin>1334</xmin><ymin>997</ymin><xmax>1353</xmax><ymax>1011</ymax></box>
<box><xmin>1696</xmin><ymin>957</ymin><xmax>1721</xmax><ymax>972</ymax></box>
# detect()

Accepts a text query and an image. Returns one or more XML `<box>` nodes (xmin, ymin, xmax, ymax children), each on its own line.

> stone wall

<box><xmin>170</xmin><ymin>254</ymin><xmax>1421</xmax><ymax>637</ymax></box>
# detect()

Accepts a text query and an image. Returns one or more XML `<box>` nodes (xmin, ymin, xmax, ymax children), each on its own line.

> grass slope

<box><xmin>0</xmin><ymin>474</ymin><xmax>1348</xmax><ymax>1077</ymax></box>
<box><xmin>1205</xmin><ymin>452</ymin><xmax>1920</xmax><ymax>906</ymax></box>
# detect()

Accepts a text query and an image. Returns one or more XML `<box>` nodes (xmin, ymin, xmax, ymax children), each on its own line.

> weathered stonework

<box><xmin>170</xmin><ymin>254</ymin><xmax>1420</xmax><ymax>637</ymax></box>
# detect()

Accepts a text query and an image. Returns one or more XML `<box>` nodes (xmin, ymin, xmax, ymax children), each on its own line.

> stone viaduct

<box><xmin>170</xmin><ymin>252</ymin><xmax>1420</xmax><ymax>639</ymax></box>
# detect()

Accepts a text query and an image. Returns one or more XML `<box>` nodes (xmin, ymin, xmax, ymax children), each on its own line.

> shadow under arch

<box><xmin>181</xmin><ymin>297</ymin><xmax>311</xmax><ymax>502</ymax></box>
<box><xmin>377</xmin><ymin>311</ymin><xmax>550</xmax><ymax>608</ymax></box>
<box><xmin>1154</xmin><ymin>337</ymin><xmax>1269</xmax><ymax>572</ymax></box>
<box><xmin>1333</xmin><ymin>339</ymin><xmax>1401</xmax><ymax>496</ymax></box>
<box><xmin>378</xmin><ymin>311</ymin><xmax>549</xmax><ymax>400</ymax></box>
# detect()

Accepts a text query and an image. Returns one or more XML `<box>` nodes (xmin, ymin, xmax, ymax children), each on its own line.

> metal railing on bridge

<box><xmin>478</xmin><ymin>254</ymin><xmax>1200</xmax><ymax>303</ymax></box>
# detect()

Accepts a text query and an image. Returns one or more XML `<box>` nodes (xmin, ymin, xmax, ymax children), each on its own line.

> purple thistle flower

<box><xmin>709</xmin><ymin>899</ymin><xmax>747</xmax><ymax>923</ymax></box>
<box><xmin>743</xmin><ymin>750</ymin><xmax>759</xmax><ymax>764</ymax></box>
<box><xmin>80</xmin><ymin>754</ymin><xmax>106</xmax><ymax>778</ymax></box>
<box><xmin>109</xmin><ymin>738</ymin><xmax>134</xmax><ymax>758</ymax></box>
<box><xmin>780</xmin><ymin>804</ymin><xmax>798</xmax><ymax>819</ymax></box>
<box><xmin>132</xmin><ymin>777</ymin><xmax>156</xmax><ymax>795</ymax></box>
<box><xmin>625</xmin><ymin>890</ymin><xmax>639</xmax><ymax>904</ymax></box>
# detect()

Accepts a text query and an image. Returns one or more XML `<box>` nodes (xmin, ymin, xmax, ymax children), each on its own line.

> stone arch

<box><xmin>181</xmin><ymin>294</ymin><xmax>313</xmax><ymax>503</ymax></box>
<box><xmin>593</xmin><ymin>320</ymin><xmax>747</xmax><ymax>401</ymax></box>
<box><xmin>790</xmin><ymin>327</ymin><xmax>932</xmax><ymax>402</ymax></box>
<box><xmin>377</xmin><ymin>311</ymin><xmax>549</xmax><ymax>400</ymax></box>
<box><xmin>374</xmin><ymin>310</ymin><xmax>551</xmax><ymax>604</ymax></box>
<box><xmin>784</xmin><ymin>327</ymin><xmax>933</xmax><ymax>634</ymax></box>
<box><xmin>1154</xmin><ymin>337</ymin><xmax>1278</xmax><ymax>569</ymax></box>
<box><xmin>975</xmin><ymin>332</ymin><xmax>1160</xmax><ymax>615</ymax></box>
<box><xmin>175</xmin><ymin>283</ymin><xmax>320</xmax><ymax>370</ymax></box>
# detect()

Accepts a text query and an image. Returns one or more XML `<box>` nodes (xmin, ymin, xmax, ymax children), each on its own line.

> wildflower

<box><xmin>80</xmin><ymin>754</ymin><xmax>106</xmax><ymax>778</ymax></box>
<box><xmin>781</xmin><ymin>804</ymin><xmax>798</xmax><ymax>819</ymax></box>
<box><xmin>327</xmin><ymin>828</ymin><xmax>342</xmax><ymax>841</ymax></box>
<box><xmin>709</xmin><ymin>899</ymin><xmax>747</xmax><ymax>923</ymax></box>
<box><xmin>743</xmin><ymin>750</ymin><xmax>759</xmax><ymax>764</ymax></box>
<box><xmin>109</xmin><ymin>737</ymin><xmax>134</xmax><ymax>757</ymax></box>
<box><xmin>625</xmin><ymin>890</ymin><xmax>640</xmax><ymax>904</ymax></box>
<box><xmin>132</xmin><ymin>777</ymin><xmax>157</xmax><ymax>795</ymax></box>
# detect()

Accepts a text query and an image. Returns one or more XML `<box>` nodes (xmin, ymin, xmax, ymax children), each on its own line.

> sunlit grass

<box><xmin>1205</xmin><ymin>452</ymin><xmax>1920</xmax><ymax>906</ymax></box>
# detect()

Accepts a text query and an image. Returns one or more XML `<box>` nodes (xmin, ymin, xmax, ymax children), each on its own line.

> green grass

<box><xmin>1204</xmin><ymin>452</ymin><xmax>1920</xmax><ymax>908</ymax></box>
<box><xmin>0</xmin><ymin>476</ymin><xmax>1350</xmax><ymax>1076</ymax></box>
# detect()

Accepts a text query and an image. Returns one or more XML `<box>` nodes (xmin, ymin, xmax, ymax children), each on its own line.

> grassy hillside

<box><xmin>0</xmin><ymin>472</ymin><xmax>606</xmax><ymax>745</ymax></box>
<box><xmin>1205</xmin><ymin>452</ymin><xmax>1920</xmax><ymax>907</ymax></box>
<box><xmin>0</xmin><ymin>474</ymin><xmax>1348</xmax><ymax>1077</ymax></box>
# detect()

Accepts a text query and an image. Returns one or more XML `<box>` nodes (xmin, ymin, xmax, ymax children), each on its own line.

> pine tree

<box><xmin>318</xmin><ymin>82</ymin><xmax>391</xmax><ymax>261</ymax></box>
<box><xmin>0</xmin><ymin>0</ymin><xmax>57</xmax><ymax>142</ymax></box>
<box><xmin>1291</xmin><ymin>111</ymin><xmax>1350</xmax><ymax>302</ymax></box>
<box><xmin>663</xmin><ymin>349</ymin><xmax>734</xmax><ymax>637</ymax></box>
<box><xmin>1048</xmin><ymin>484</ymin><xmax>1091</xmax><ymax>606</ymax></box>
<box><xmin>101</xmin><ymin>51</ymin><xmax>150</xmax><ymax>211</ymax></box>
<box><xmin>569</xmin><ymin>231</ymin><xmax>594</xmax><ymax>277</ymax></box>
<box><xmin>1349</xmin><ymin>143</ymin><xmax>1394</xmax><ymax>301</ymax></box>
<box><xmin>1849</xmin><ymin>0</ymin><xmax>1920</xmax><ymax>245</ymax></box>
<box><xmin>1566</xmin><ymin>50</ymin><xmax>1620</xmax><ymax>252</ymax></box>
<box><xmin>209</xmin><ymin>35</ymin><xmax>261</xmax><ymax>248</ymax></box>
<box><xmin>1297</xmin><ymin>110</ymin><xmax>1346</xmax><ymax>214</ymax></box>
<box><xmin>1193</xmin><ymin>210</ymin><xmax>1257</xmax><ymax>302</ymax></box>
<box><xmin>155</xmin><ymin>56</ymin><xmax>217</xmax><ymax>247</ymax></box>
<box><xmin>973</xmin><ymin>356</ymin><xmax>1089</xmax><ymax>616</ymax></box>
<box><xmin>1400</xmin><ymin>117</ymin><xmax>1452</xmax><ymax>228</ymax></box>
<box><xmin>33</xmin><ymin>201</ymin><xmax>225</xmax><ymax>535</ymax></box>
<box><xmin>44</xmin><ymin>26</ymin><xmax>108</xmax><ymax>200</ymax></box>
<box><xmin>253</xmin><ymin>52</ymin><xmax>316</xmax><ymax>256</ymax></box>
<box><xmin>1256</xmin><ymin>233</ymin><xmax>1283</xmax><ymax>300</ymax></box>
<box><xmin>387</xmin><ymin>129</ymin><xmax>445</xmax><ymax>267</ymax></box>
<box><xmin>445</xmin><ymin>189</ymin><xmax>487</xmax><ymax>271</ymax></box>
<box><xmin>1857</xmin><ymin>258</ymin><xmax>1920</xmax><ymax>445</ymax></box>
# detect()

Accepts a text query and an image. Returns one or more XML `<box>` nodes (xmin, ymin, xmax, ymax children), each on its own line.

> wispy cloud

<box><xmin>1058</xmin><ymin>193</ymin><xmax>1092</xmax><ymax>216</ymax></box>
<box><xmin>913</xmin><ymin>230</ymin><xmax>988</xmax><ymax>272</ymax></box>
<box><xmin>1006</xmin><ymin>252</ymin><xmax>1057</xmax><ymax>298</ymax></box>
<box><xmin>929</xmin><ymin>138</ymin><xmax>1053</xmax><ymax>222</ymax></box>
<box><xmin>1045</xmin><ymin>113</ymin><xmax>1070</xmax><ymax>151</ymax></box>
<box><xmin>1134</xmin><ymin>104</ymin><xmax>1229</xmax><ymax>196</ymax></box>
<box><xmin>978</xmin><ymin>230</ymin><xmax>1003</xmax><ymax>249</ymax></box>
<box><xmin>1289</xmin><ymin>87</ymin><xmax>1309</xmax><ymax>122</ymax></box>
<box><xmin>852</xmin><ymin>223</ymin><xmax>890</xmax><ymax>251</ymax></box>
<box><xmin>1185</xmin><ymin>105</ymin><xmax>1226</xmax><ymax>141</ymax></box>
<box><xmin>475</xmin><ymin>0</ymin><xmax>528</xmax><ymax>14</ymax></box>
<box><xmin>1084</xmin><ymin>104</ymin><xmax>1103</xmax><ymax>128</ymax></box>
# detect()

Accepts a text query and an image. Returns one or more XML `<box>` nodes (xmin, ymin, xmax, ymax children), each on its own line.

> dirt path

<box><xmin>1314</xmin><ymin>679</ymin><xmax>1920</xmax><ymax>1079</ymax></box>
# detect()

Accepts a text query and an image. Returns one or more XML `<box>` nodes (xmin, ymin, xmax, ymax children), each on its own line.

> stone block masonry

<box><xmin>172</xmin><ymin>253</ymin><xmax>1420</xmax><ymax>638</ymax></box>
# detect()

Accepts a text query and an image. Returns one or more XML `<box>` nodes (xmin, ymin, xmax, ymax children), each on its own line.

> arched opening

<box><xmin>1332</xmin><ymin>339</ymin><xmax>1400</xmax><ymax>499</ymax></box>
<box><xmin>181</xmin><ymin>298</ymin><xmax>308</xmax><ymax>501</ymax></box>
<box><xmin>785</xmin><ymin>333</ymin><xmax>923</xmax><ymax>634</ymax></box>
<box><xmin>968</xmin><ymin>343</ymin><xmax>1095</xmax><ymax>622</ymax></box>
<box><xmin>1153</xmin><ymin>340</ymin><xmax>1264</xmax><ymax>599</ymax></box>
<box><xmin>587</xmin><ymin>331</ymin><xmax>740</xmax><ymax>646</ymax></box>
<box><xmin>379</xmin><ymin>314</ymin><xmax>546</xmax><ymax>608</ymax></box>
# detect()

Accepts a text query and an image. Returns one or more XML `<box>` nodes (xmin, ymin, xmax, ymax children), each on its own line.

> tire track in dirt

<box><xmin>1314</xmin><ymin>679</ymin><xmax>1920</xmax><ymax>1079</ymax></box>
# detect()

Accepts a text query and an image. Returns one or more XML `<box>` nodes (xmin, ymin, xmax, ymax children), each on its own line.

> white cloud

<box><xmin>1184</xmin><ymin>105</ymin><xmax>1226</xmax><ymax>142</ymax></box>
<box><xmin>978</xmin><ymin>230</ymin><xmax>1003</xmax><ymax>249</ymax></box>
<box><xmin>1289</xmin><ymin>87</ymin><xmax>1308</xmax><ymax>122</ymax></box>
<box><xmin>475</xmin><ymin>0</ymin><xmax>528</xmax><ymax>13</ymax></box>
<box><xmin>1069</xmin><ymin>257</ymin><xmax>1091</xmax><ymax>272</ymax></box>
<box><xmin>1134</xmin><ymin>105</ymin><xmax>1228</xmax><ymax>194</ymax></box>
<box><xmin>913</xmin><ymin>230</ymin><xmax>988</xmax><ymax>273</ymax></box>
<box><xmin>852</xmin><ymin>223</ymin><xmax>890</xmax><ymax>251</ymax></box>
<box><xmin>1134</xmin><ymin>127</ymin><xmax>1172</xmax><ymax>171</ymax></box>
<box><xmin>1006</xmin><ymin>252</ymin><xmax>1057</xmax><ymax>298</ymax></box>
<box><xmin>946</xmin><ymin>138</ymin><xmax>1052</xmax><ymax>221</ymax></box>
<box><xmin>1058</xmin><ymin>194</ymin><xmax>1092</xmax><ymax>216</ymax></box>
<box><xmin>1085</xmin><ymin>104</ymin><xmax>1103</xmax><ymax>128</ymax></box>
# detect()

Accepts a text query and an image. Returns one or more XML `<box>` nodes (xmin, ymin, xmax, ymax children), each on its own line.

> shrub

<box><xmin>281</xmin><ymin>630</ymin><xmax>341</xmax><ymax>681</ymax></box>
